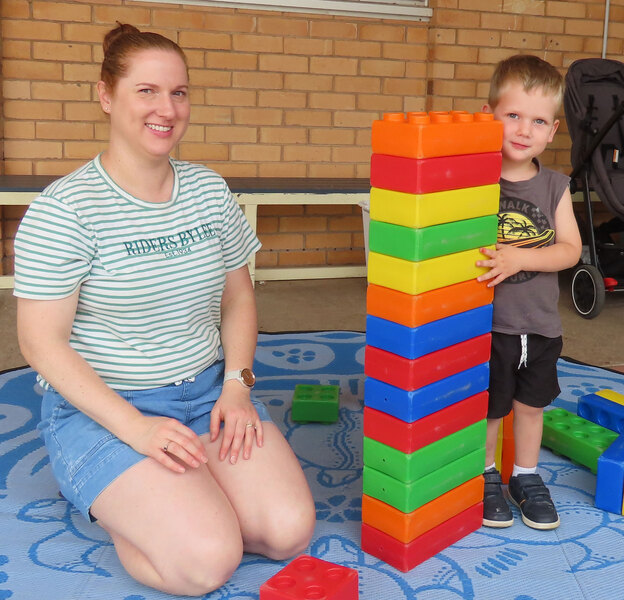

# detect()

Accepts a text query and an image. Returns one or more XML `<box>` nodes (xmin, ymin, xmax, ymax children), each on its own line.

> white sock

<box><xmin>485</xmin><ymin>462</ymin><xmax>496</xmax><ymax>472</ymax></box>
<box><xmin>512</xmin><ymin>464</ymin><xmax>537</xmax><ymax>477</ymax></box>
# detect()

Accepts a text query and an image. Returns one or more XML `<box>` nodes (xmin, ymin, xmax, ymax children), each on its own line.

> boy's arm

<box><xmin>477</xmin><ymin>187</ymin><xmax>582</xmax><ymax>287</ymax></box>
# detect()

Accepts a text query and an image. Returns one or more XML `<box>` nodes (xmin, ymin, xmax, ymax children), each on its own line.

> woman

<box><xmin>14</xmin><ymin>23</ymin><xmax>315</xmax><ymax>596</ymax></box>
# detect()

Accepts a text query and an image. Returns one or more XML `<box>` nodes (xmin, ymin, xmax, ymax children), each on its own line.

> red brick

<box><xmin>205</xmin><ymin>51</ymin><xmax>257</xmax><ymax>71</ymax></box>
<box><xmin>284</xmin><ymin>73</ymin><xmax>333</xmax><ymax>91</ymax></box>
<box><xmin>231</xmin><ymin>144</ymin><xmax>281</xmax><ymax>162</ymax></box>
<box><xmin>328</xmin><ymin>249</ymin><xmax>365</xmax><ymax>265</ymax></box>
<box><xmin>284</xmin><ymin>38</ymin><xmax>333</xmax><ymax>56</ymax></box>
<box><xmin>278</xmin><ymin>250</ymin><xmax>326</xmax><ymax>267</ymax></box>
<box><xmin>234</xmin><ymin>107</ymin><xmax>283</xmax><ymax>126</ymax></box>
<box><xmin>310</xmin><ymin>20</ymin><xmax>357</xmax><ymax>39</ymax></box>
<box><xmin>309</xmin><ymin>92</ymin><xmax>356</xmax><ymax>110</ymax></box>
<box><xmin>335</xmin><ymin>76</ymin><xmax>381</xmax><ymax>93</ymax></box>
<box><xmin>257</xmin><ymin>16</ymin><xmax>309</xmax><ymax>37</ymax></box>
<box><xmin>359</xmin><ymin>24</ymin><xmax>405</xmax><ymax>42</ymax></box>
<box><xmin>283</xmin><ymin>146</ymin><xmax>331</xmax><ymax>163</ymax></box>
<box><xmin>260</xmin><ymin>54</ymin><xmax>308</xmax><ymax>73</ymax></box>
<box><xmin>280</xmin><ymin>216</ymin><xmax>327</xmax><ymax>232</ymax></box>
<box><xmin>310</xmin><ymin>57</ymin><xmax>358</xmax><ymax>76</ymax></box>
<box><xmin>260</xmin><ymin>126</ymin><xmax>307</xmax><ymax>144</ymax></box>
<box><xmin>259</xmin><ymin>233</ymin><xmax>304</xmax><ymax>250</ymax></box>
<box><xmin>233</xmin><ymin>71</ymin><xmax>283</xmax><ymax>90</ymax></box>
<box><xmin>305</xmin><ymin>232</ymin><xmax>352</xmax><ymax>249</ymax></box>
<box><xmin>232</xmin><ymin>34</ymin><xmax>283</xmax><ymax>53</ymax></box>
<box><xmin>258</xmin><ymin>90</ymin><xmax>307</xmax><ymax>109</ymax></box>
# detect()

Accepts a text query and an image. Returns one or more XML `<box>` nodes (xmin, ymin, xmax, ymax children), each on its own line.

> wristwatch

<box><xmin>223</xmin><ymin>368</ymin><xmax>256</xmax><ymax>389</ymax></box>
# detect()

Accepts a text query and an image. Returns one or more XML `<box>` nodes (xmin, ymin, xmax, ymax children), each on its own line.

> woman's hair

<box><xmin>101</xmin><ymin>23</ymin><xmax>188</xmax><ymax>91</ymax></box>
<box><xmin>488</xmin><ymin>54</ymin><xmax>565</xmax><ymax>110</ymax></box>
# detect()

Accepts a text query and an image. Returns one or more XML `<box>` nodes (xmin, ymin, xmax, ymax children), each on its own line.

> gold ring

<box><xmin>163</xmin><ymin>442</ymin><xmax>170</xmax><ymax>452</ymax></box>
<box><xmin>245</xmin><ymin>422</ymin><xmax>254</xmax><ymax>428</ymax></box>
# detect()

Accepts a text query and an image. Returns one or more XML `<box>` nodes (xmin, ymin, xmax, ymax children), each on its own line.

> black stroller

<box><xmin>564</xmin><ymin>58</ymin><xmax>624</xmax><ymax>318</ymax></box>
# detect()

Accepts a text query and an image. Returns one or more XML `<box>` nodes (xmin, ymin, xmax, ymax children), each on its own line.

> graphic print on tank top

<box><xmin>497</xmin><ymin>195</ymin><xmax>555</xmax><ymax>284</ymax></box>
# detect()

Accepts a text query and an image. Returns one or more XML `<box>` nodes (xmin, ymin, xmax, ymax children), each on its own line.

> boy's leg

<box><xmin>483</xmin><ymin>416</ymin><xmax>514</xmax><ymax>528</ymax></box>
<box><xmin>507</xmin><ymin>334</ymin><xmax>561</xmax><ymax>531</ymax></box>
<box><xmin>482</xmin><ymin>332</ymin><xmax>517</xmax><ymax>528</ymax></box>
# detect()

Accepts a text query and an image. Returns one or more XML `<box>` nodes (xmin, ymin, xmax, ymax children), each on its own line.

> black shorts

<box><xmin>487</xmin><ymin>332</ymin><xmax>562</xmax><ymax>419</ymax></box>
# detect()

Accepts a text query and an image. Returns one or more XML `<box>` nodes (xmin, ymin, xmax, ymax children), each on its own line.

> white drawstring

<box><xmin>518</xmin><ymin>334</ymin><xmax>528</xmax><ymax>369</ymax></box>
<box><xmin>174</xmin><ymin>376</ymin><xmax>196</xmax><ymax>386</ymax></box>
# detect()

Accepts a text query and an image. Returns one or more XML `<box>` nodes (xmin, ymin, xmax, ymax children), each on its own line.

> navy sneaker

<box><xmin>482</xmin><ymin>468</ymin><xmax>513</xmax><ymax>528</ymax></box>
<box><xmin>508</xmin><ymin>473</ymin><xmax>560</xmax><ymax>530</ymax></box>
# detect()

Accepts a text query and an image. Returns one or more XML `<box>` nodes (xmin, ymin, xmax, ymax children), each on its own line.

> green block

<box><xmin>542</xmin><ymin>408</ymin><xmax>618</xmax><ymax>474</ymax></box>
<box><xmin>292</xmin><ymin>384</ymin><xmax>339</xmax><ymax>423</ymax></box>
<box><xmin>369</xmin><ymin>214</ymin><xmax>497</xmax><ymax>262</ymax></box>
<box><xmin>363</xmin><ymin>420</ymin><xmax>486</xmax><ymax>483</ymax></box>
<box><xmin>362</xmin><ymin>446</ymin><xmax>485</xmax><ymax>513</ymax></box>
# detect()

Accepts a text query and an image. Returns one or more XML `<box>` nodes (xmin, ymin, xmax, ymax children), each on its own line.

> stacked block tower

<box><xmin>361</xmin><ymin>111</ymin><xmax>503</xmax><ymax>572</ymax></box>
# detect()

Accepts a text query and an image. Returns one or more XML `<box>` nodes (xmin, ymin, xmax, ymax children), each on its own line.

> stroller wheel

<box><xmin>571</xmin><ymin>264</ymin><xmax>606</xmax><ymax>319</ymax></box>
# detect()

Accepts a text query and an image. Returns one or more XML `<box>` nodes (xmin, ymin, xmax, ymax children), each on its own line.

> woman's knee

<box><xmin>258</xmin><ymin>499</ymin><xmax>316</xmax><ymax>560</ymax></box>
<box><xmin>160</xmin><ymin>535</ymin><xmax>244</xmax><ymax>596</ymax></box>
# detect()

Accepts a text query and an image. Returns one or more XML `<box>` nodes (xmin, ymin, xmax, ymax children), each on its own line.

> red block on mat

<box><xmin>364</xmin><ymin>334</ymin><xmax>491</xmax><ymax>391</ymax></box>
<box><xmin>370</xmin><ymin>152</ymin><xmax>502</xmax><ymax>194</ymax></box>
<box><xmin>363</xmin><ymin>390</ymin><xmax>488</xmax><ymax>454</ymax></box>
<box><xmin>361</xmin><ymin>502</ymin><xmax>483</xmax><ymax>572</ymax></box>
<box><xmin>259</xmin><ymin>555</ymin><xmax>358</xmax><ymax>600</ymax></box>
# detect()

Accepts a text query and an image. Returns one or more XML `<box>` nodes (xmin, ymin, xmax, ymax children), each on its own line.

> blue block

<box><xmin>596</xmin><ymin>435</ymin><xmax>624</xmax><ymax>514</ymax></box>
<box><xmin>578</xmin><ymin>393</ymin><xmax>624</xmax><ymax>434</ymax></box>
<box><xmin>366</xmin><ymin>304</ymin><xmax>493</xmax><ymax>360</ymax></box>
<box><xmin>364</xmin><ymin>362</ymin><xmax>489</xmax><ymax>423</ymax></box>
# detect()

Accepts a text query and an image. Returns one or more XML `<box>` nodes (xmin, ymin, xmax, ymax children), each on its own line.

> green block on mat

<box><xmin>362</xmin><ymin>446</ymin><xmax>485</xmax><ymax>513</ymax></box>
<box><xmin>542</xmin><ymin>408</ymin><xmax>618</xmax><ymax>474</ymax></box>
<box><xmin>369</xmin><ymin>214</ymin><xmax>497</xmax><ymax>262</ymax></box>
<box><xmin>363</xmin><ymin>420</ymin><xmax>486</xmax><ymax>483</ymax></box>
<box><xmin>292</xmin><ymin>384</ymin><xmax>340</xmax><ymax>423</ymax></box>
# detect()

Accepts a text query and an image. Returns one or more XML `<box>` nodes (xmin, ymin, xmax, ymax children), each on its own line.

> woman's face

<box><xmin>99</xmin><ymin>48</ymin><xmax>190</xmax><ymax>160</ymax></box>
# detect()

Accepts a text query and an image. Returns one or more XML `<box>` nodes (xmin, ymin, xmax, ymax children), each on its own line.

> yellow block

<box><xmin>596</xmin><ymin>389</ymin><xmax>624</xmax><ymax>406</ymax></box>
<box><xmin>368</xmin><ymin>247</ymin><xmax>493</xmax><ymax>295</ymax></box>
<box><xmin>370</xmin><ymin>184</ymin><xmax>500</xmax><ymax>229</ymax></box>
<box><xmin>494</xmin><ymin>420</ymin><xmax>503</xmax><ymax>472</ymax></box>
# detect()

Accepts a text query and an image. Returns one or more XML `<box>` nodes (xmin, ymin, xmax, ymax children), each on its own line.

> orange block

<box><xmin>367</xmin><ymin>279</ymin><xmax>494</xmax><ymax>328</ymax></box>
<box><xmin>501</xmin><ymin>411</ymin><xmax>515</xmax><ymax>484</ymax></box>
<box><xmin>361</xmin><ymin>475</ymin><xmax>484</xmax><ymax>544</ymax></box>
<box><xmin>372</xmin><ymin>111</ymin><xmax>503</xmax><ymax>159</ymax></box>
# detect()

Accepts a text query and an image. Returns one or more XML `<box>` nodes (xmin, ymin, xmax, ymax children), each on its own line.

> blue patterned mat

<box><xmin>2</xmin><ymin>331</ymin><xmax>624</xmax><ymax>600</ymax></box>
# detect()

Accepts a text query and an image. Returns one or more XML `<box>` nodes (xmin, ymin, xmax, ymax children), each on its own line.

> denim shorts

<box><xmin>38</xmin><ymin>360</ymin><xmax>271</xmax><ymax>522</ymax></box>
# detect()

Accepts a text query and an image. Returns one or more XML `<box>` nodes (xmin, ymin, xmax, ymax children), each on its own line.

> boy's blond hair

<box><xmin>488</xmin><ymin>54</ymin><xmax>565</xmax><ymax>110</ymax></box>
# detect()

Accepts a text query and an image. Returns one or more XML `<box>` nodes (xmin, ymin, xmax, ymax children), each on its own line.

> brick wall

<box><xmin>1</xmin><ymin>0</ymin><xmax>621</xmax><ymax>274</ymax></box>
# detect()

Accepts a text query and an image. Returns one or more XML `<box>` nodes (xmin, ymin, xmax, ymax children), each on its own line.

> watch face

<box><xmin>241</xmin><ymin>368</ymin><xmax>256</xmax><ymax>387</ymax></box>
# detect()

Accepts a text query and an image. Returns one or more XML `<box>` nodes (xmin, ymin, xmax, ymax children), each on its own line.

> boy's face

<box><xmin>484</xmin><ymin>80</ymin><xmax>560</xmax><ymax>167</ymax></box>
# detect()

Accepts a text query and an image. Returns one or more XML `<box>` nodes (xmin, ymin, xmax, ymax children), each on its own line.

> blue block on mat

<box><xmin>578</xmin><ymin>393</ymin><xmax>624</xmax><ymax>434</ymax></box>
<box><xmin>596</xmin><ymin>435</ymin><xmax>624</xmax><ymax>514</ymax></box>
<box><xmin>366</xmin><ymin>304</ymin><xmax>493</xmax><ymax>360</ymax></box>
<box><xmin>364</xmin><ymin>362</ymin><xmax>489</xmax><ymax>423</ymax></box>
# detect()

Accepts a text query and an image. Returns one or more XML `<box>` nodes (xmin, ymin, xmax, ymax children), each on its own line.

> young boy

<box><xmin>477</xmin><ymin>55</ymin><xmax>582</xmax><ymax>530</ymax></box>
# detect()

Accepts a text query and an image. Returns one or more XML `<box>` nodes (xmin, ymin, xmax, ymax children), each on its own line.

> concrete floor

<box><xmin>1</xmin><ymin>272</ymin><xmax>622</xmax><ymax>372</ymax></box>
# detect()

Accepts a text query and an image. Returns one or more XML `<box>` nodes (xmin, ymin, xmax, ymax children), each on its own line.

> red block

<box><xmin>370</xmin><ymin>152</ymin><xmax>502</xmax><ymax>194</ymax></box>
<box><xmin>364</xmin><ymin>334</ymin><xmax>491</xmax><ymax>391</ymax></box>
<box><xmin>363</xmin><ymin>390</ymin><xmax>488</xmax><ymax>454</ymax></box>
<box><xmin>361</xmin><ymin>502</ymin><xmax>483</xmax><ymax>572</ymax></box>
<box><xmin>260</xmin><ymin>555</ymin><xmax>358</xmax><ymax>600</ymax></box>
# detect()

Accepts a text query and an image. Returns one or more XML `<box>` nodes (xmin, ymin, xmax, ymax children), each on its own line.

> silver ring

<box><xmin>163</xmin><ymin>441</ymin><xmax>170</xmax><ymax>452</ymax></box>
<box><xmin>245</xmin><ymin>422</ymin><xmax>254</xmax><ymax>429</ymax></box>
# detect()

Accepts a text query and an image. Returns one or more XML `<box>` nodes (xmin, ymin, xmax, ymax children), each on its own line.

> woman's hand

<box><xmin>129</xmin><ymin>415</ymin><xmax>209</xmax><ymax>474</ymax></box>
<box><xmin>476</xmin><ymin>243</ymin><xmax>524</xmax><ymax>287</ymax></box>
<box><xmin>209</xmin><ymin>382</ymin><xmax>264</xmax><ymax>464</ymax></box>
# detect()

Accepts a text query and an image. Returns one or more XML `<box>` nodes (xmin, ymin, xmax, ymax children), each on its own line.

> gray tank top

<box><xmin>492</xmin><ymin>160</ymin><xmax>570</xmax><ymax>338</ymax></box>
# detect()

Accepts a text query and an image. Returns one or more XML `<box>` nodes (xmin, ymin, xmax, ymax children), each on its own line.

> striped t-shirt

<box><xmin>14</xmin><ymin>155</ymin><xmax>261</xmax><ymax>390</ymax></box>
